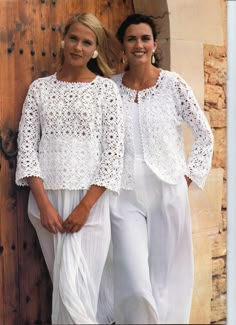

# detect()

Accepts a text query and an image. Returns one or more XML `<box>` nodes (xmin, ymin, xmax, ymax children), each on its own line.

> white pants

<box><xmin>28</xmin><ymin>189</ymin><xmax>113</xmax><ymax>324</ymax></box>
<box><xmin>110</xmin><ymin>160</ymin><xmax>194</xmax><ymax>324</ymax></box>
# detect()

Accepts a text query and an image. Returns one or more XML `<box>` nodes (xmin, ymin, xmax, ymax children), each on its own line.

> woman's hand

<box><xmin>40</xmin><ymin>203</ymin><xmax>64</xmax><ymax>234</ymax></box>
<box><xmin>63</xmin><ymin>202</ymin><xmax>90</xmax><ymax>233</ymax></box>
<box><xmin>63</xmin><ymin>184</ymin><xmax>106</xmax><ymax>233</ymax></box>
<box><xmin>27</xmin><ymin>176</ymin><xmax>64</xmax><ymax>234</ymax></box>
<box><xmin>184</xmin><ymin>175</ymin><xmax>192</xmax><ymax>187</ymax></box>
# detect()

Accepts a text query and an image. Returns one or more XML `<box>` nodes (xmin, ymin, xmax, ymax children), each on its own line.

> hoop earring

<box><xmin>151</xmin><ymin>49</ymin><xmax>156</xmax><ymax>64</ymax></box>
<box><xmin>61</xmin><ymin>40</ymin><xmax>64</xmax><ymax>49</ymax></box>
<box><xmin>92</xmin><ymin>50</ymin><xmax>98</xmax><ymax>59</ymax></box>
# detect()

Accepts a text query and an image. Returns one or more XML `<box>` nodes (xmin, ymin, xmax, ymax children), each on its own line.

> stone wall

<box><xmin>204</xmin><ymin>44</ymin><xmax>227</xmax><ymax>324</ymax></box>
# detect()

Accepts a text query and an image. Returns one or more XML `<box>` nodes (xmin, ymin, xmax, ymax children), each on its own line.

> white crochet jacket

<box><xmin>112</xmin><ymin>70</ymin><xmax>214</xmax><ymax>189</ymax></box>
<box><xmin>16</xmin><ymin>74</ymin><xmax>124</xmax><ymax>193</ymax></box>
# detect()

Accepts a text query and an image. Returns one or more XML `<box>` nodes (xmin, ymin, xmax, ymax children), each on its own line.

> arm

<box><xmin>16</xmin><ymin>81</ymin><xmax>43</xmax><ymax>185</ymax></box>
<box><xmin>28</xmin><ymin>177</ymin><xmax>64</xmax><ymax>234</ymax></box>
<box><xmin>16</xmin><ymin>81</ymin><xmax>64</xmax><ymax>233</ymax></box>
<box><xmin>176</xmin><ymin>75</ymin><xmax>214</xmax><ymax>189</ymax></box>
<box><xmin>93</xmin><ymin>80</ymin><xmax>124</xmax><ymax>193</ymax></box>
<box><xmin>63</xmin><ymin>185</ymin><xmax>106</xmax><ymax>233</ymax></box>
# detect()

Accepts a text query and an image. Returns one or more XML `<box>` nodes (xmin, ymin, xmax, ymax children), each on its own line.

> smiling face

<box><xmin>122</xmin><ymin>23</ymin><xmax>157</xmax><ymax>67</ymax></box>
<box><xmin>63</xmin><ymin>21</ymin><xmax>97</xmax><ymax>69</ymax></box>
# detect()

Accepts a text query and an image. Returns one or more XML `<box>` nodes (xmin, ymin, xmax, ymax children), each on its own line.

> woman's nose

<box><xmin>135</xmin><ymin>38</ymin><xmax>143</xmax><ymax>48</ymax></box>
<box><xmin>74</xmin><ymin>41</ymin><xmax>82</xmax><ymax>51</ymax></box>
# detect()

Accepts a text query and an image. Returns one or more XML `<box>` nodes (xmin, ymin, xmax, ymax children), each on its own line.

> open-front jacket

<box><xmin>112</xmin><ymin>70</ymin><xmax>214</xmax><ymax>190</ymax></box>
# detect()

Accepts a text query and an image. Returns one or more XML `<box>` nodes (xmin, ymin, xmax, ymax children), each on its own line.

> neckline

<box><xmin>54</xmin><ymin>72</ymin><xmax>98</xmax><ymax>85</ymax></box>
<box><xmin>120</xmin><ymin>69</ymin><xmax>164</xmax><ymax>92</ymax></box>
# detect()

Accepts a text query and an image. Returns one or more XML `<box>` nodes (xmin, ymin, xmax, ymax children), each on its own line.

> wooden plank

<box><xmin>0</xmin><ymin>1</ymin><xmax>20</xmax><ymax>324</ymax></box>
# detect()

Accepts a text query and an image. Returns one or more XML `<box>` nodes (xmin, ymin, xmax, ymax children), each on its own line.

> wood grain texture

<box><xmin>0</xmin><ymin>1</ymin><xmax>134</xmax><ymax>324</ymax></box>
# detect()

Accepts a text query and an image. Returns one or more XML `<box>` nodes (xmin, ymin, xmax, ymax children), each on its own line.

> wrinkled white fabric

<box><xmin>112</xmin><ymin>70</ymin><xmax>214</xmax><ymax>189</ymax></box>
<box><xmin>131</xmin><ymin>102</ymin><xmax>144</xmax><ymax>158</ymax></box>
<box><xmin>110</xmin><ymin>160</ymin><xmax>194</xmax><ymax>324</ymax></box>
<box><xmin>28</xmin><ymin>189</ymin><xmax>113</xmax><ymax>324</ymax></box>
<box><xmin>16</xmin><ymin>73</ymin><xmax>124</xmax><ymax>193</ymax></box>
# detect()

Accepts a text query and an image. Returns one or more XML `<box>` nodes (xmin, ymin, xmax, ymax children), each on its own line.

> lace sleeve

<box><xmin>93</xmin><ymin>80</ymin><xmax>124</xmax><ymax>193</ymax></box>
<box><xmin>175</xmin><ymin>75</ymin><xmax>214</xmax><ymax>189</ymax></box>
<box><xmin>15</xmin><ymin>81</ymin><xmax>42</xmax><ymax>186</ymax></box>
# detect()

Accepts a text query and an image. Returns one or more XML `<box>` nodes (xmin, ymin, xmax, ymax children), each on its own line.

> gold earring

<box><xmin>92</xmin><ymin>50</ymin><xmax>98</xmax><ymax>59</ymax></box>
<box><xmin>151</xmin><ymin>49</ymin><xmax>156</xmax><ymax>64</ymax></box>
<box><xmin>61</xmin><ymin>40</ymin><xmax>64</xmax><ymax>49</ymax></box>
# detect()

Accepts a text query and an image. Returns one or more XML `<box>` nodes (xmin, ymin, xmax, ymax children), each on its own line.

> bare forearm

<box><xmin>80</xmin><ymin>184</ymin><xmax>106</xmax><ymax>210</ymax></box>
<box><xmin>27</xmin><ymin>177</ymin><xmax>51</xmax><ymax>211</ymax></box>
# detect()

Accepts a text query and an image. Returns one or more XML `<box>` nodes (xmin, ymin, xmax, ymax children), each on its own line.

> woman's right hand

<box><xmin>27</xmin><ymin>176</ymin><xmax>64</xmax><ymax>234</ymax></box>
<box><xmin>40</xmin><ymin>202</ymin><xmax>64</xmax><ymax>234</ymax></box>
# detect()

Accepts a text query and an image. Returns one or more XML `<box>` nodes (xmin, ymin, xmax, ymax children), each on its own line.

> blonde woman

<box><xmin>16</xmin><ymin>12</ymin><xmax>123</xmax><ymax>324</ymax></box>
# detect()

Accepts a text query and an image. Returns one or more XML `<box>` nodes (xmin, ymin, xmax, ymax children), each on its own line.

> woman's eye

<box><xmin>127</xmin><ymin>37</ymin><xmax>136</xmax><ymax>42</ymax></box>
<box><xmin>142</xmin><ymin>36</ymin><xmax>151</xmax><ymax>41</ymax></box>
<box><xmin>83</xmin><ymin>40</ymin><xmax>92</xmax><ymax>46</ymax></box>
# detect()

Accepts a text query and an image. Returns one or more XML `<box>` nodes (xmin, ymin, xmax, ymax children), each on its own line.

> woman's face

<box><xmin>122</xmin><ymin>23</ymin><xmax>157</xmax><ymax>67</ymax></box>
<box><xmin>63</xmin><ymin>22</ymin><xmax>97</xmax><ymax>68</ymax></box>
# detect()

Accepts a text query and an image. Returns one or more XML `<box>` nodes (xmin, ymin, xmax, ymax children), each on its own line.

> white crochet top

<box><xmin>15</xmin><ymin>73</ymin><xmax>124</xmax><ymax>193</ymax></box>
<box><xmin>112</xmin><ymin>70</ymin><xmax>214</xmax><ymax>189</ymax></box>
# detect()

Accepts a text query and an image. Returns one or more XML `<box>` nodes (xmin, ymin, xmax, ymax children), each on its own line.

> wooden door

<box><xmin>0</xmin><ymin>1</ymin><xmax>134</xmax><ymax>324</ymax></box>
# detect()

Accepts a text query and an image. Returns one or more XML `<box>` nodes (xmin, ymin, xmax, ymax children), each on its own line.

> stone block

<box><xmin>222</xmin><ymin>181</ymin><xmax>226</xmax><ymax>209</ymax></box>
<box><xmin>209</xmin><ymin>109</ymin><xmax>226</xmax><ymax>128</ymax></box>
<box><xmin>221</xmin><ymin>210</ymin><xmax>227</xmax><ymax>231</ymax></box>
<box><xmin>210</xmin><ymin>232</ymin><xmax>227</xmax><ymax>258</ymax></box>
<box><xmin>212</xmin><ymin>128</ymin><xmax>226</xmax><ymax>168</ymax></box>
<box><xmin>170</xmin><ymin>39</ymin><xmax>204</xmax><ymax>108</ymax></box>
<box><xmin>211</xmin><ymin>294</ymin><xmax>226</xmax><ymax>322</ymax></box>
<box><xmin>190</xmin><ymin>233</ymin><xmax>211</xmax><ymax>324</ymax></box>
<box><xmin>204</xmin><ymin>44</ymin><xmax>226</xmax><ymax>61</ymax></box>
<box><xmin>205</xmin><ymin>84</ymin><xmax>225</xmax><ymax>106</ymax></box>
<box><xmin>212</xmin><ymin>258</ymin><xmax>225</xmax><ymax>276</ymax></box>
<box><xmin>212</xmin><ymin>275</ymin><xmax>226</xmax><ymax>299</ymax></box>
<box><xmin>168</xmin><ymin>0</ymin><xmax>224</xmax><ymax>45</ymax></box>
<box><xmin>188</xmin><ymin>168</ymin><xmax>224</xmax><ymax>235</ymax></box>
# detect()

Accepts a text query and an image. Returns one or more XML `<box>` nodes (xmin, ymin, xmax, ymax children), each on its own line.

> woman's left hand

<box><xmin>184</xmin><ymin>175</ymin><xmax>192</xmax><ymax>187</ymax></box>
<box><xmin>63</xmin><ymin>202</ymin><xmax>90</xmax><ymax>233</ymax></box>
<box><xmin>63</xmin><ymin>185</ymin><xmax>106</xmax><ymax>233</ymax></box>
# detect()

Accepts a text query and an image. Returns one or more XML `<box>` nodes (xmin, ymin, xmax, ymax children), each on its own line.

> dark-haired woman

<box><xmin>110</xmin><ymin>13</ymin><xmax>213</xmax><ymax>324</ymax></box>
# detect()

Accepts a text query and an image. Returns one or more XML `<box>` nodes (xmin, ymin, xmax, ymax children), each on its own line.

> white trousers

<box><xmin>28</xmin><ymin>189</ymin><xmax>113</xmax><ymax>324</ymax></box>
<box><xmin>110</xmin><ymin>160</ymin><xmax>194</xmax><ymax>324</ymax></box>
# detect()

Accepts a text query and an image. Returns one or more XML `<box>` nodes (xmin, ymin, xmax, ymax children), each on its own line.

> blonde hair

<box><xmin>58</xmin><ymin>12</ymin><xmax>118</xmax><ymax>77</ymax></box>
